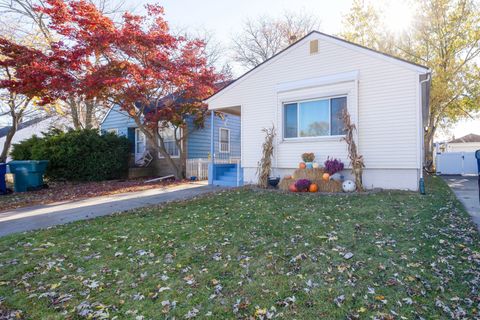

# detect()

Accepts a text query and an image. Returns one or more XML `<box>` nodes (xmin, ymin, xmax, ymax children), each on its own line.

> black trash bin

<box><xmin>476</xmin><ymin>150</ymin><xmax>480</xmax><ymax>175</ymax></box>
<box><xmin>0</xmin><ymin>163</ymin><xmax>6</xmax><ymax>194</ymax></box>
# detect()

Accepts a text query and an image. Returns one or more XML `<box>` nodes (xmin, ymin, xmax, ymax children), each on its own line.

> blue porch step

<box><xmin>213</xmin><ymin>179</ymin><xmax>238</xmax><ymax>187</ymax></box>
<box><xmin>209</xmin><ymin>163</ymin><xmax>243</xmax><ymax>187</ymax></box>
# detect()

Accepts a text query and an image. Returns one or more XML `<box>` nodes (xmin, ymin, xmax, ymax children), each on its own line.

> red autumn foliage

<box><xmin>0</xmin><ymin>0</ymin><xmax>223</xmax><ymax>178</ymax></box>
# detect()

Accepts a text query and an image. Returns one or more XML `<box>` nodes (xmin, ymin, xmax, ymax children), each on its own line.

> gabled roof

<box><xmin>207</xmin><ymin>31</ymin><xmax>429</xmax><ymax>103</ymax></box>
<box><xmin>0</xmin><ymin>116</ymin><xmax>50</xmax><ymax>138</ymax></box>
<box><xmin>101</xmin><ymin>81</ymin><xmax>234</xmax><ymax>125</ymax></box>
<box><xmin>449</xmin><ymin>133</ymin><xmax>480</xmax><ymax>144</ymax></box>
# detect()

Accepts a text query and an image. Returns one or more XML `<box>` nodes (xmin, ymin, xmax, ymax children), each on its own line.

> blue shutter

<box><xmin>127</xmin><ymin>128</ymin><xmax>136</xmax><ymax>153</ymax></box>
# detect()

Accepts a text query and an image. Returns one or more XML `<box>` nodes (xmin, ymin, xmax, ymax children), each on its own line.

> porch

<box><xmin>208</xmin><ymin>106</ymin><xmax>243</xmax><ymax>187</ymax></box>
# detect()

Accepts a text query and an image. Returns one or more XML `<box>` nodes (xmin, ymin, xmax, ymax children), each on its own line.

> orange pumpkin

<box><xmin>322</xmin><ymin>173</ymin><xmax>330</xmax><ymax>181</ymax></box>
<box><xmin>299</xmin><ymin>162</ymin><xmax>306</xmax><ymax>169</ymax></box>
<box><xmin>288</xmin><ymin>183</ymin><xmax>298</xmax><ymax>192</ymax></box>
<box><xmin>309</xmin><ymin>183</ymin><xmax>319</xmax><ymax>192</ymax></box>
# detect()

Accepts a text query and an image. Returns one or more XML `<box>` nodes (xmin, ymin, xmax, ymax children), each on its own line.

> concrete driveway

<box><xmin>443</xmin><ymin>176</ymin><xmax>480</xmax><ymax>229</ymax></box>
<box><xmin>0</xmin><ymin>182</ymin><xmax>223</xmax><ymax>237</ymax></box>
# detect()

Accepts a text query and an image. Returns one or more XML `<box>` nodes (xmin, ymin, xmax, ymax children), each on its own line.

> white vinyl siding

<box><xmin>208</xmin><ymin>33</ymin><xmax>421</xmax><ymax>176</ymax></box>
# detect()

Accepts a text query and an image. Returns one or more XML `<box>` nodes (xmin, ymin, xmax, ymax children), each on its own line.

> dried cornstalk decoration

<box><xmin>257</xmin><ymin>125</ymin><xmax>276</xmax><ymax>188</ymax></box>
<box><xmin>341</xmin><ymin>109</ymin><xmax>365</xmax><ymax>191</ymax></box>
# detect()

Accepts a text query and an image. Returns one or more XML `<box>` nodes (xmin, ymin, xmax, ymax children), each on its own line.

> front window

<box><xmin>158</xmin><ymin>124</ymin><xmax>180</xmax><ymax>157</ymax></box>
<box><xmin>219</xmin><ymin>128</ymin><xmax>230</xmax><ymax>153</ymax></box>
<box><xmin>283</xmin><ymin>96</ymin><xmax>347</xmax><ymax>139</ymax></box>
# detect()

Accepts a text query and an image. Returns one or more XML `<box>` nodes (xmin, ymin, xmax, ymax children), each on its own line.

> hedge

<box><xmin>11</xmin><ymin>129</ymin><xmax>130</xmax><ymax>181</ymax></box>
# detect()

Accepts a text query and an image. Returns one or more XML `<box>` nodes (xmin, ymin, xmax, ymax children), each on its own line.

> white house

<box><xmin>207</xmin><ymin>31</ymin><xmax>431</xmax><ymax>191</ymax></box>
<box><xmin>0</xmin><ymin>116</ymin><xmax>69</xmax><ymax>162</ymax></box>
<box><xmin>445</xmin><ymin>134</ymin><xmax>480</xmax><ymax>152</ymax></box>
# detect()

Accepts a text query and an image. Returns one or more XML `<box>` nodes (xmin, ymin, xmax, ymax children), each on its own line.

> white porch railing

<box><xmin>187</xmin><ymin>157</ymin><xmax>240</xmax><ymax>180</ymax></box>
<box><xmin>186</xmin><ymin>158</ymin><xmax>209</xmax><ymax>180</ymax></box>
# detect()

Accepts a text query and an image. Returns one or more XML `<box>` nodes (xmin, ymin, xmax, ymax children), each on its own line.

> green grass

<box><xmin>0</xmin><ymin>176</ymin><xmax>479</xmax><ymax>319</ymax></box>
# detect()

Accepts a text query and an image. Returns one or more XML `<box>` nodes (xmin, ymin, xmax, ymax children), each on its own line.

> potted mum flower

<box><xmin>324</xmin><ymin>157</ymin><xmax>345</xmax><ymax>181</ymax></box>
<box><xmin>301</xmin><ymin>153</ymin><xmax>315</xmax><ymax>169</ymax></box>
<box><xmin>294</xmin><ymin>178</ymin><xmax>311</xmax><ymax>192</ymax></box>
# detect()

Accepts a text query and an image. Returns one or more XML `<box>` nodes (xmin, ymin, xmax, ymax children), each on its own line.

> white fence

<box><xmin>186</xmin><ymin>157</ymin><xmax>241</xmax><ymax>180</ymax></box>
<box><xmin>436</xmin><ymin>151</ymin><xmax>478</xmax><ymax>175</ymax></box>
<box><xmin>186</xmin><ymin>158</ymin><xmax>209</xmax><ymax>180</ymax></box>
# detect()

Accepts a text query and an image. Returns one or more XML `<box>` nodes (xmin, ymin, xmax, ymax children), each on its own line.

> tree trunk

<box><xmin>0</xmin><ymin>114</ymin><xmax>20</xmax><ymax>163</ymax></box>
<box><xmin>84</xmin><ymin>100</ymin><xmax>94</xmax><ymax>130</ymax></box>
<box><xmin>424</xmin><ymin>127</ymin><xmax>436</xmax><ymax>171</ymax></box>
<box><xmin>68</xmin><ymin>97</ymin><xmax>82</xmax><ymax>130</ymax></box>
<box><xmin>132</xmin><ymin>116</ymin><xmax>186</xmax><ymax>180</ymax></box>
<box><xmin>154</xmin><ymin>140</ymin><xmax>185</xmax><ymax>179</ymax></box>
<box><xmin>152</xmin><ymin>140</ymin><xmax>184</xmax><ymax>179</ymax></box>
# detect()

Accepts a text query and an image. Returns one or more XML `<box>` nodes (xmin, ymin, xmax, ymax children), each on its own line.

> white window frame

<box><xmin>283</xmin><ymin>94</ymin><xmax>347</xmax><ymax>140</ymax></box>
<box><xmin>158</xmin><ymin>124</ymin><xmax>181</xmax><ymax>159</ymax></box>
<box><xmin>219</xmin><ymin>128</ymin><xmax>230</xmax><ymax>153</ymax></box>
<box><xmin>106</xmin><ymin>128</ymin><xmax>118</xmax><ymax>135</ymax></box>
<box><xmin>135</xmin><ymin>128</ymin><xmax>146</xmax><ymax>154</ymax></box>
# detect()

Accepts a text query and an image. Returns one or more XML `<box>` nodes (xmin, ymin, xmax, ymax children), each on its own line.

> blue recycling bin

<box><xmin>8</xmin><ymin>160</ymin><xmax>49</xmax><ymax>192</ymax></box>
<box><xmin>0</xmin><ymin>163</ymin><xmax>6</xmax><ymax>194</ymax></box>
<box><xmin>476</xmin><ymin>150</ymin><xmax>480</xmax><ymax>175</ymax></box>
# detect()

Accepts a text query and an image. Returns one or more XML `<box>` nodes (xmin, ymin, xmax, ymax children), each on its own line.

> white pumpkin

<box><xmin>312</xmin><ymin>162</ymin><xmax>319</xmax><ymax>169</ymax></box>
<box><xmin>342</xmin><ymin>180</ymin><xmax>356</xmax><ymax>192</ymax></box>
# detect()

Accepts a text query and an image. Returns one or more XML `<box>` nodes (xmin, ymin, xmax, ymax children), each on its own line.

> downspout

<box><xmin>208</xmin><ymin>111</ymin><xmax>215</xmax><ymax>185</ymax></box>
<box><xmin>419</xmin><ymin>72</ymin><xmax>431</xmax><ymax>194</ymax></box>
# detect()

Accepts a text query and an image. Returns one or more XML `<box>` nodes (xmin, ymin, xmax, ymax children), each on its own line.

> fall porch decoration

<box><xmin>341</xmin><ymin>109</ymin><xmax>365</xmax><ymax>191</ymax></box>
<box><xmin>257</xmin><ymin>126</ymin><xmax>276</xmax><ymax>188</ymax></box>
<box><xmin>309</xmin><ymin>183</ymin><xmax>319</xmax><ymax>192</ymax></box>
<box><xmin>279</xmin><ymin>168</ymin><xmax>342</xmax><ymax>193</ymax></box>
<box><xmin>295</xmin><ymin>179</ymin><xmax>311</xmax><ymax>192</ymax></box>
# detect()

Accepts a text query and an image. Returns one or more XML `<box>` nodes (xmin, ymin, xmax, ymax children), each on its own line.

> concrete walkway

<box><xmin>0</xmin><ymin>182</ymin><xmax>223</xmax><ymax>237</ymax></box>
<box><xmin>443</xmin><ymin>176</ymin><xmax>480</xmax><ymax>229</ymax></box>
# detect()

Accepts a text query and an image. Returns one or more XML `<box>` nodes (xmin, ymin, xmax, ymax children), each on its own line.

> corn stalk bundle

<box><xmin>341</xmin><ymin>109</ymin><xmax>365</xmax><ymax>191</ymax></box>
<box><xmin>257</xmin><ymin>125</ymin><xmax>276</xmax><ymax>188</ymax></box>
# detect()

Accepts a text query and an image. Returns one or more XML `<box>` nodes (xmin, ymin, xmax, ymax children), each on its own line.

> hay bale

<box><xmin>292</xmin><ymin>168</ymin><xmax>325</xmax><ymax>181</ymax></box>
<box><xmin>279</xmin><ymin>177</ymin><xmax>294</xmax><ymax>191</ymax></box>
<box><xmin>314</xmin><ymin>179</ymin><xmax>343</xmax><ymax>193</ymax></box>
<box><xmin>279</xmin><ymin>169</ymin><xmax>342</xmax><ymax>193</ymax></box>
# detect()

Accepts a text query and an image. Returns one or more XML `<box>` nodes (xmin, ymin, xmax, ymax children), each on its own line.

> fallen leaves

<box><xmin>0</xmin><ymin>177</ymin><xmax>479</xmax><ymax>318</ymax></box>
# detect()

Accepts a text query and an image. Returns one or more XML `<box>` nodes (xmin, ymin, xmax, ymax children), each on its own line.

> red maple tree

<box><xmin>1</xmin><ymin>0</ymin><xmax>222</xmax><ymax>178</ymax></box>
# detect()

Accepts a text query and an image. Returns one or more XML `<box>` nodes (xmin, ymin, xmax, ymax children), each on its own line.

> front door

<box><xmin>135</xmin><ymin>128</ymin><xmax>146</xmax><ymax>162</ymax></box>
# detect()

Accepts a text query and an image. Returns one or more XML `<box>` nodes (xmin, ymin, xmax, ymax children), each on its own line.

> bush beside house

<box><xmin>11</xmin><ymin>129</ymin><xmax>130</xmax><ymax>181</ymax></box>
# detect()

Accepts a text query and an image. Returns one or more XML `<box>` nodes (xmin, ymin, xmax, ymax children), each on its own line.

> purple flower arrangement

<box><xmin>295</xmin><ymin>179</ymin><xmax>311</xmax><ymax>192</ymax></box>
<box><xmin>324</xmin><ymin>158</ymin><xmax>344</xmax><ymax>175</ymax></box>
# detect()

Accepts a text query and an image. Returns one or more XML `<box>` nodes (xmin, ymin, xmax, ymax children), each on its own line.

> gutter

<box><xmin>419</xmin><ymin>72</ymin><xmax>431</xmax><ymax>194</ymax></box>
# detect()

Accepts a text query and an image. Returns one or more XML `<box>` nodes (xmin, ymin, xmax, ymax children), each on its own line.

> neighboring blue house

<box><xmin>100</xmin><ymin>105</ymin><xmax>241</xmax><ymax>179</ymax></box>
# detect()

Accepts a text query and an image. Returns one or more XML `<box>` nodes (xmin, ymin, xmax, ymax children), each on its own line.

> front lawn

<box><xmin>0</xmin><ymin>176</ymin><xmax>479</xmax><ymax>319</ymax></box>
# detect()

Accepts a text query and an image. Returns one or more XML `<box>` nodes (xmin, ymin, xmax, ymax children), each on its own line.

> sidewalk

<box><xmin>0</xmin><ymin>182</ymin><xmax>222</xmax><ymax>237</ymax></box>
<box><xmin>443</xmin><ymin>176</ymin><xmax>480</xmax><ymax>230</ymax></box>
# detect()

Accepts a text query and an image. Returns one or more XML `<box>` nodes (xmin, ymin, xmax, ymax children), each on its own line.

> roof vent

<box><xmin>310</xmin><ymin>39</ymin><xmax>319</xmax><ymax>55</ymax></box>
